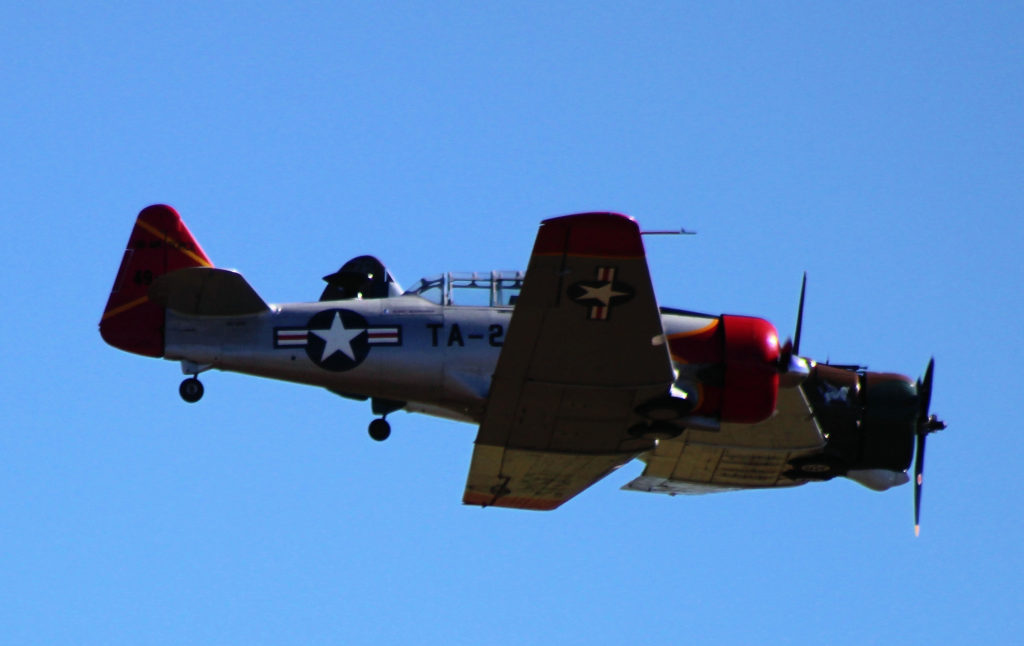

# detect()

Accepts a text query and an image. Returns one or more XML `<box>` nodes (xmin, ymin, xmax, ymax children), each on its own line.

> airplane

<box><xmin>100</xmin><ymin>205</ymin><xmax>946</xmax><ymax>533</ymax></box>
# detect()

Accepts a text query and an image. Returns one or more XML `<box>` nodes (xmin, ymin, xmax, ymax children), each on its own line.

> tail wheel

<box><xmin>368</xmin><ymin>418</ymin><xmax>391</xmax><ymax>441</ymax></box>
<box><xmin>179</xmin><ymin>377</ymin><xmax>204</xmax><ymax>403</ymax></box>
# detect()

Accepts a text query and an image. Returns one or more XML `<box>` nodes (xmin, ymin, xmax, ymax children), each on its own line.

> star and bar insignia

<box><xmin>274</xmin><ymin>308</ymin><xmax>401</xmax><ymax>371</ymax></box>
<box><xmin>567</xmin><ymin>267</ymin><xmax>635</xmax><ymax>320</ymax></box>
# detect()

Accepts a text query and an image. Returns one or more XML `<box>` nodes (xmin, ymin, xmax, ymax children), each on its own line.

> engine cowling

<box><xmin>800</xmin><ymin>364</ymin><xmax>917</xmax><ymax>473</ymax></box>
<box><xmin>667</xmin><ymin>314</ymin><xmax>780</xmax><ymax>424</ymax></box>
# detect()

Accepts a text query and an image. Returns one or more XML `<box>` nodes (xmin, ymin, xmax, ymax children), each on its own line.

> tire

<box><xmin>179</xmin><ymin>378</ymin><xmax>204</xmax><ymax>403</ymax></box>
<box><xmin>368</xmin><ymin>418</ymin><xmax>391</xmax><ymax>441</ymax></box>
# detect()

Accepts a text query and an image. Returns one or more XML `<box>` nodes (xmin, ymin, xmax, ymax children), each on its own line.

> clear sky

<box><xmin>2</xmin><ymin>2</ymin><xmax>1022</xmax><ymax>644</ymax></box>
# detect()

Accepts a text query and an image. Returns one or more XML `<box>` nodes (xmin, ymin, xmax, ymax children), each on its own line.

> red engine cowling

<box><xmin>667</xmin><ymin>315</ymin><xmax>781</xmax><ymax>424</ymax></box>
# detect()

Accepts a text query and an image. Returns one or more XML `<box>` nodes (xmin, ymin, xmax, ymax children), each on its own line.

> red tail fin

<box><xmin>99</xmin><ymin>205</ymin><xmax>212</xmax><ymax>357</ymax></box>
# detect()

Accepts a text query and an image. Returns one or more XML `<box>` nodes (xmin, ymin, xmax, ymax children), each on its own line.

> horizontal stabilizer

<box><xmin>149</xmin><ymin>267</ymin><xmax>269</xmax><ymax>316</ymax></box>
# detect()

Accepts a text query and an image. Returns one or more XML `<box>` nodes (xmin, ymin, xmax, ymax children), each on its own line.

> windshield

<box><xmin>403</xmin><ymin>271</ymin><xmax>524</xmax><ymax>307</ymax></box>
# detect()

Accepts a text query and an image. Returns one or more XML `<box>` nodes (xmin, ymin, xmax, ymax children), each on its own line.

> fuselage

<box><xmin>164</xmin><ymin>295</ymin><xmax>720</xmax><ymax>424</ymax></box>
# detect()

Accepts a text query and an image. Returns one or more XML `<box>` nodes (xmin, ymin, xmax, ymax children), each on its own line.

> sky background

<box><xmin>2</xmin><ymin>2</ymin><xmax>1022</xmax><ymax>644</ymax></box>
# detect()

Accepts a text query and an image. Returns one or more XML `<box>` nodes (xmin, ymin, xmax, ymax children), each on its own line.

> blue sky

<box><xmin>2</xmin><ymin>2</ymin><xmax>1022</xmax><ymax>644</ymax></box>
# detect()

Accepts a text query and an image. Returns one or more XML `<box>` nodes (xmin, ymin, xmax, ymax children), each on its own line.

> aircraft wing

<box><xmin>463</xmin><ymin>213</ymin><xmax>675</xmax><ymax>510</ymax></box>
<box><xmin>623</xmin><ymin>385</ymin><xmax>825</xmax><ymax>494</ymax></box>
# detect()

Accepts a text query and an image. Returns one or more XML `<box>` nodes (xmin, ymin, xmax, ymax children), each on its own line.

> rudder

<box><xmin>99</xmin><ymin>204</ymin><xmax>213</xmax><ymax>357</ymax></box>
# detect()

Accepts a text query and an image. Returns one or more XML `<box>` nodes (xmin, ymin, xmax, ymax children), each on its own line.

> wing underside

<box><xmin>623</xmin><ymin>386</ymin><xmax>825</xmax><ymax>494</ymax></box>
<box><xmin>463</xmin><ymin>213</ymin><xmax>674</xmax><ymax>510</ymax></box>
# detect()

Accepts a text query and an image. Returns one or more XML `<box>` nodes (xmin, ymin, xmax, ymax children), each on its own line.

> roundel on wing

<box><xmin>567</xmin><ymin>280</ymin><xmax>635</xmax><ymax>308</ymax></box>
<box><xmin>304</xmin><ymin>308</ymin><xmax>371</xmax><ymax>371</ymax></box>
<box><xmin>566</xmin><ymin>266</ymin><xmax>635</xmax><ymax>320</ymax></box>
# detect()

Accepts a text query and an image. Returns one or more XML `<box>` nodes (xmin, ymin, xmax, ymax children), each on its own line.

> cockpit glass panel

<box><xmin>406</xmin><ymin>275</ymin><xmax>445</xmax><ymax>305</ymax></box>
<box><xmin>448</xmin><ymin>273</ymin><xmax>492</xmax><ymax>307</ymax></box>
<box><xmin>493</xmin><ymin>272</ymin><xmax>523</xmax><ymax>306</ymax></box>
<box><xmin>403</xmin><ymin>271</ymin><xmax>524</xmax><ymax>307</ymax></box>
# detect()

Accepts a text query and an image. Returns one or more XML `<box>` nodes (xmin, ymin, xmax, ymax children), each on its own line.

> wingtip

<box><xmin>534</xmin><ymin>212</ymin><xmax>644</xmax><ymax>257</ymax></box>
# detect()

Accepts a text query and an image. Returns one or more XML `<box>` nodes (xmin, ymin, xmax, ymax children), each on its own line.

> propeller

<box><xmin>793</xmin><ymin>271</ymin><xmax>806</xmax><ymax>356</ymax></box>
<box><xmin>913</xmin><ymin>358</ymin><xmax>947</xmax><ymax>536</ymax></box>
<box><xmin>778</xmin><ymin>273</ymin><xmax>811</xmax><ymax>384</ymax></box>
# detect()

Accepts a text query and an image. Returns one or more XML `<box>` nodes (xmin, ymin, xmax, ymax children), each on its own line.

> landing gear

<box><xmin>177</xmin><ymin>361</ymin><xmax>210</xmax><ymax>404</ymax></box>
<box><xmin>179</xmin><ymin>377</ymin><xmax>204</xmax><ymax>403</ymax></box>
<box><xmin>368</xmin><ymin>418</ymin><xmax>391</xmax><ymax>441</ymax></box>
<box><xmin>367</xmin><ymin>397</ymin><xmax>405</xmax><ymax>442</ymax></box>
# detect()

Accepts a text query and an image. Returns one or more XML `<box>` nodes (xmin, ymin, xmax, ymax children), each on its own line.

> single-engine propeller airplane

<box><xmin>101</xmin><ymin>205</ymin><xmax>946</xmax><ymax>533</ymax></box>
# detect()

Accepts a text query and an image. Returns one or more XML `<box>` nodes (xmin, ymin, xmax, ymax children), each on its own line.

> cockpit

<box><xmin>403</xmin><ymin>271</ymin><xmax>524</xmax><ymax>307</ymax></box>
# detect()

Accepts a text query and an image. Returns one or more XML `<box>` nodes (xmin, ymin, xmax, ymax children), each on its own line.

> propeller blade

<box><xmin>919</xmin><ymin>357</ymin><xmax>934</xmax><ymax>420</ymax></box>
<box><xmin>794</xmin><ymin>272</ymin><xmax>806</xmax><ymax>356</ymax></box>
<box><xmin>777</xmin><ymin>273</ymin><xmax>810</xmax><ymax>384</ymax></box>
<box><xmin>914</xmin><ymin>431</ymin><xmax>926</xmax><ymax>537</ymax></box>
<box><xmin>912</xmin><ymin>357</ymin><xmax>945</xmax><ymax>537</ymax></box>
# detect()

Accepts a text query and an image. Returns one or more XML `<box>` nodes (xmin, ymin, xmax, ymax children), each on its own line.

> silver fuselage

<box><xmin>165</xmin><ymin>295</ymin><xmax>716</xmax><ymax>424</ymax></box>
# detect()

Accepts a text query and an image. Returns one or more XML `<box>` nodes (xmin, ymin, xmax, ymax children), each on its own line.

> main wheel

<box><xmin>179</xmin><ymin>377</ymin><xmax>204</xmax><ymax>403</ymax></box>
<box><xmin>368</xmin><ymin>418</ymin><xmax>391</xmax><ymax>441</ymax></box>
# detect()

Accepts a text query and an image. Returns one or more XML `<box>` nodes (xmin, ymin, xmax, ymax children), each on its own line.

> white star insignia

<box><xmin>578</xmin><ymin>281</ymin><xmax>629</xmax><ymax>306</ymax></box>
<box><xmin>310</xmin><ymin>312</ymin><xmax>364</xmax><ymax>362</ymax></box>
<box><xmin>822</xmin><ymin>384</ymin><xmax>850</xmax><ymax>404</ymax></box>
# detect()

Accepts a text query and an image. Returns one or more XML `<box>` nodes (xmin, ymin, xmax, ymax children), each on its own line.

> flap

<box><xmin>463</xmin><ymin>213</ymin><xmax>675</xmax><ymax>510</ymax></box>
<box><xmin>149</xmin><ymin>267</ymin><xmax>269</xmax><ymax>316</ymax></box>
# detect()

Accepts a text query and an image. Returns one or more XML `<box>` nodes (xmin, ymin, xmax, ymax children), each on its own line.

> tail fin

<box><xmin>99</xmin><ymin>204</ymin><xmax>212</xmax><ymax>357</ymax></box>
